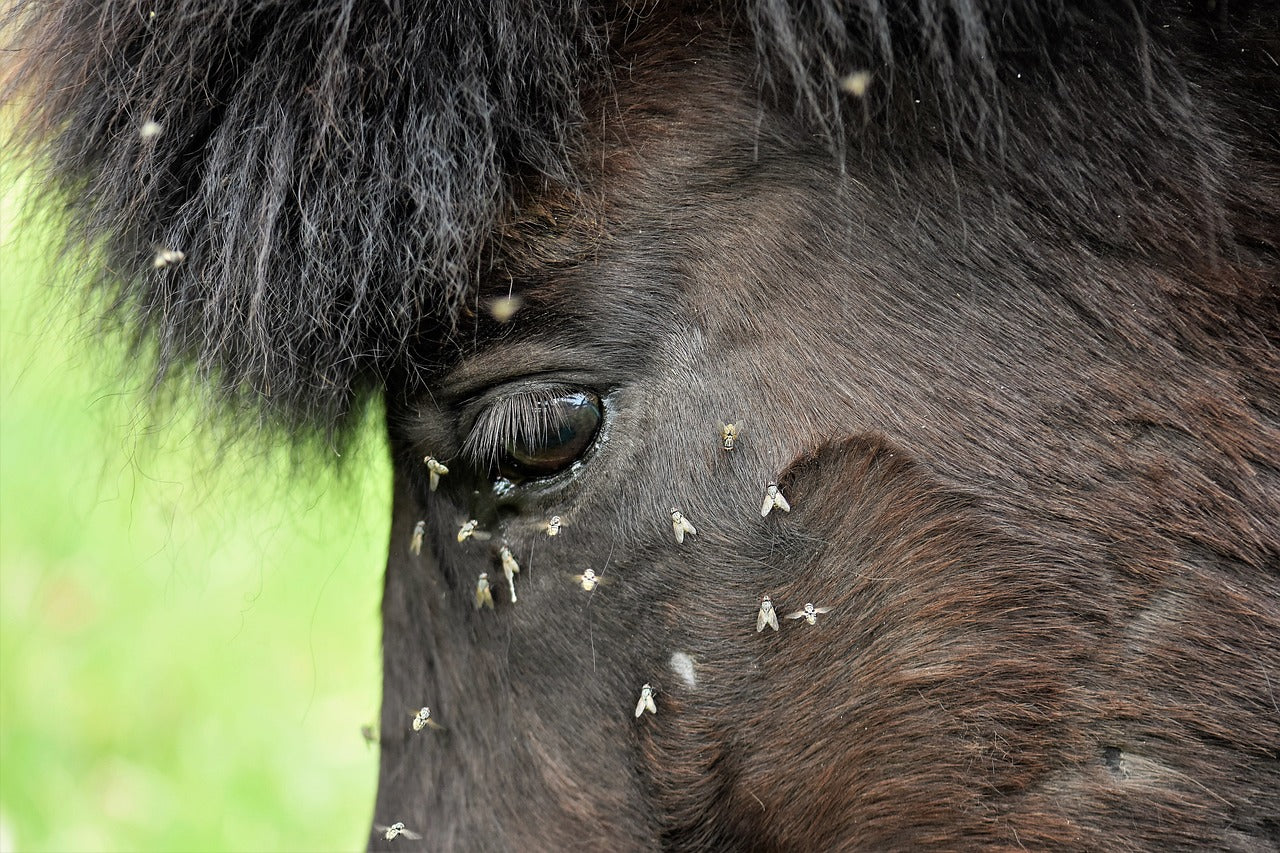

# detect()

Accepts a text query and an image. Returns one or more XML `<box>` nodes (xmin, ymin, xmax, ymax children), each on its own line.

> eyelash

<box><xmin>460</xmin><ymin>384</ymin><xmax>581</xmax><ymax>472</ymax></box>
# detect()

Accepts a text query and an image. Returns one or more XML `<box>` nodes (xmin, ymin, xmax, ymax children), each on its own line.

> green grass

<box><xmin>0</xmin><ymin>170</ymin><xmax>386</xmax><ymax>851</ymax></box>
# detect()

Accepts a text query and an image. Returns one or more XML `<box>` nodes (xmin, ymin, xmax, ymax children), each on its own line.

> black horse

<box><xmin>6</xmin><ymin>1</ymin><xmax>1278</xmax><ymax>849</ymax></box>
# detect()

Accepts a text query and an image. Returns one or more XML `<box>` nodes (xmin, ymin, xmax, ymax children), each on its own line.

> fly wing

<box><xmin>673</xmin><ymin>522</ymin><xmax>685</xmax><ymax>544</ymax></box>
<box><xmin>756</xmin><ymin>607</ymin><xmax>768</xmax><ymax>632</ymax></box>
<box><xmin>785</xmin><ymin>610</ymin><xmax>806</xmax><ymax>620</ymax></box>
<box><xmin>766</xmin><ymin>609</ymin><xmax>779</xmax><ymax>631</ymax></box>
<box><xmin>776</xmin><ymin>492</ymin><xmax>791</xmax><ymax>512</ymax></box>
<box><xmin>635</xmin><ymin>694</ymin><xmax>647</xmax><ymax>718</ymax></box>
<box><xmin>761</xmin><ymin>492</ymin><xmax>775</xmax><ymax>516</ymax></box>
<box><xmin>400</xmin><ymin>828</ymin><xmax>423</xmax><ymax>840</ymax></box>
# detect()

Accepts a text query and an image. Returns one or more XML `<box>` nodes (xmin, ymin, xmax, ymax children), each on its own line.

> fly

<box><xmin>719</xmin><ymin>422</ymin><xmax>741</xmax><ymax>451</ymax></box>
<box><xmin>456</xmin><ymin>519</ymin><xmax>491</xmax><ymax>543</ymax></box>
<box><xmin>670</xmin><ymin>509</ymin><xmax>697</xmax><ymax>544</ymax></box>
<box><xmin>499</xmin><ymin>546</ymin><xmax>520</xmax><ymax>603</ymax></box>
<box><xmin>757</xmin><ymin>594</ymin><xmax>780</xmax><ymax>632</ymax></box>
<box><xmin>635</xmin><ymin>683</ymin><xmax>657</xmax><ymax>717</ymax></box>
<box><xmin>786</xmin><ymin>602</ymin><xmax>832</xmax><ymax>625</ymax></box>
<box><xmin>424</xmin><ymin>456</ymin><xmax>449</xmax><ymax>491</ymax></box>
<box><xmin>412</xmin><ymin>706</ymin><xmax>443</xmax><ymax>732</ymax></box>
<box><xmin>152</xmin><ymin>248</ymin><xmax>185</xmax><ymax>269</ymax></box>
<box><xmin>375</xmin><ymin>822</ymin><xmax>422</xmax><ymax>841</ymax></box>
<box><xmin>573</xmin><ymin>567</ymin><xmax>605</xmax><ymax>591</ymax></box>
<box><xmin>475</xmin><ymin>573</ymin><xmax>494</xmax><ymax>610</ymax></box>
<box><xmin>760</xmin><ymin>482</ymin><xmax>791</xmax><ymax>516</ymax></box>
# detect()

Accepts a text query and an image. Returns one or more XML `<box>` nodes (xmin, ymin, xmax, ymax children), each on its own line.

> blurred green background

<box><xmin>1</xmin><ymin>162</ymin><xmax>387</xmax><ymax>850</ymax></box>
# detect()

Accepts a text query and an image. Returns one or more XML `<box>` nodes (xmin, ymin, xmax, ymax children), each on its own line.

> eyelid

<box><xmin>439</xmin><ymin>344</ymin><xmax>601</xmax><ymax>401</ymax></box>
<box><xmin>453</xmin><ymin>375</ymin><xmax>581</xmax><ymax>435</ymax></box>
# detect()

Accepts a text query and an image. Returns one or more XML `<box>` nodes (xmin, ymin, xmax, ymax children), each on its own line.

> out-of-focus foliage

<box><xmin>0</xmin><ymin>165</ymin><xmax>385</xmax><ymax>851</ymax></box>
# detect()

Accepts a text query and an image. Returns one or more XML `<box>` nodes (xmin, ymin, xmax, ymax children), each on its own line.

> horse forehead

<box><xmin>491</xmin><ymin>122</ymin><xmax>841</xmax><ymax>381</ymax></box>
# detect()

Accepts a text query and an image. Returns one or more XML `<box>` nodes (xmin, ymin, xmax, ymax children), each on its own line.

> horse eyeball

<box><xmin>500</xmin><ymin>391</ymin><xmax>601</xmax><ymax>478</ymax></box>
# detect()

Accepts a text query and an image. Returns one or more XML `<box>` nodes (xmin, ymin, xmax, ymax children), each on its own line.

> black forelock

<box><xmin>6</xmin><ymin>0</ymin><xmax>606</xmax><ymax>433</ymax></box>
<box><xmin>3</xmin><ymin>0</ymin><xmax>1267</xmax><ymax>436</ymax></box>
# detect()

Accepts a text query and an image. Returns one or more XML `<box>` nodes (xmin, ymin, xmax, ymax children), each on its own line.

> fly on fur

<box><xmin>573</xmin><ymin>567</ymin><xmax>607</xmax><ymax>592</ymax></box>
<box><xmin>499</xmin><ymin>546</ymin><xmax>520</xmax><ymax>603</ymax></box>
<box><xmin>760</xmin><ymin>482</ymin><xmax>791</xmax><ymax>516</ymax></box>
<box><xmin>376</xmin><ymin>822</ymin><xmax>422</xmax><ymax>841</ymax></box>
<box><xmin>786</xmin><ymin>602</ymin><xmax>832</xmax><ymax>625</ymax></box>
<box><xmin>545</xmin><ymin>515</ymin><xmax>565</xmax><ymax>537</ymax></box>
<box><xmin>635</xmin><ymin>683</ymin><xmax>657</xmax><ymax>717</ymax></box>
<box><xmin>670</xmin><ymin>508</ymin><xmax>697</xmax><ymax>544</ymax></box>
<box><xmin>152</xmin><ymin>248</ymin><xmax>185</xmax><ymax>269</ymax></box>
<box><xmin>475</xmin><ymin>573</ymin><xmax>495</xmax><ymax>610</ymax></box>
<box><xmin>423</xmin><ymin>455</ymin><xmax>449</xmax><ymax>491</ymax></box>
<box><xmin>457</xmin><ymin>519</ymin><xmax>491</xmax><ymax>543</ymax></box>
<box><xmin>757</xmin><ymin>594</ymin><xmax>780</xmax><ymax>632</ymax></box>
<box><xmin>719</xmin><ymin>422</ymin><xmax>741</xmax><ymax>451</ymax></box>
<box><xmin>409</xmin><ymin>520</ymin><xmax>425</xmax><ymax>555</ymax></box>
<box><xmin>412</xmin><ymin>706</ymin><xmax>443</xmax><ymax>732</ymax></box>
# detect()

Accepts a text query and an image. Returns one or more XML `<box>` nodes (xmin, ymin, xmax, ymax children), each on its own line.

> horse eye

<box><xmin>499</xmin><ymin>391</ymin><xmax>602</xmax><ymax>478</ymax></box>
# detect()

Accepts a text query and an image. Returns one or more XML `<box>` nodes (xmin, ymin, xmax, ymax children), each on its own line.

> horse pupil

<box><xmin>502</xmin><ymin>391</ymin><xmax>602</xmax><ymax>477</ymax></box>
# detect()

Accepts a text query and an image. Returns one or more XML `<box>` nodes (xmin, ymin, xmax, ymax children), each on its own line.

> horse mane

<box><xmin>3</xmin><ymin>1</ymin><xmax>1275</xmax><ymax>436</ymax></box>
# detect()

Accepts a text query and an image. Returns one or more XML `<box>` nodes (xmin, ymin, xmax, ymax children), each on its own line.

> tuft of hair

<box><xmin>4</xmin><ymin>0</ymin><xmax>605</xmax><ymax>437</ymax></box>
<box><xmin>4</xmin><ymin>1</ymin><xmax>1275</xmax><ymax>438</ymax></box>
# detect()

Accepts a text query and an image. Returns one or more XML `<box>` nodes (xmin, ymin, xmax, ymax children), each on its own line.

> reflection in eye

<box><xmin>463</xmin><ymin>386</ymin><xmax>602</xmax><ymax>480</ymax></box>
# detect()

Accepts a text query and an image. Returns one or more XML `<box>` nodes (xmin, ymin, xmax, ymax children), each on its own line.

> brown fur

<box><xmin>377</xmin><ymin>33</ymin><xmax>1278</xmax><ymax>847</ymax></box>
